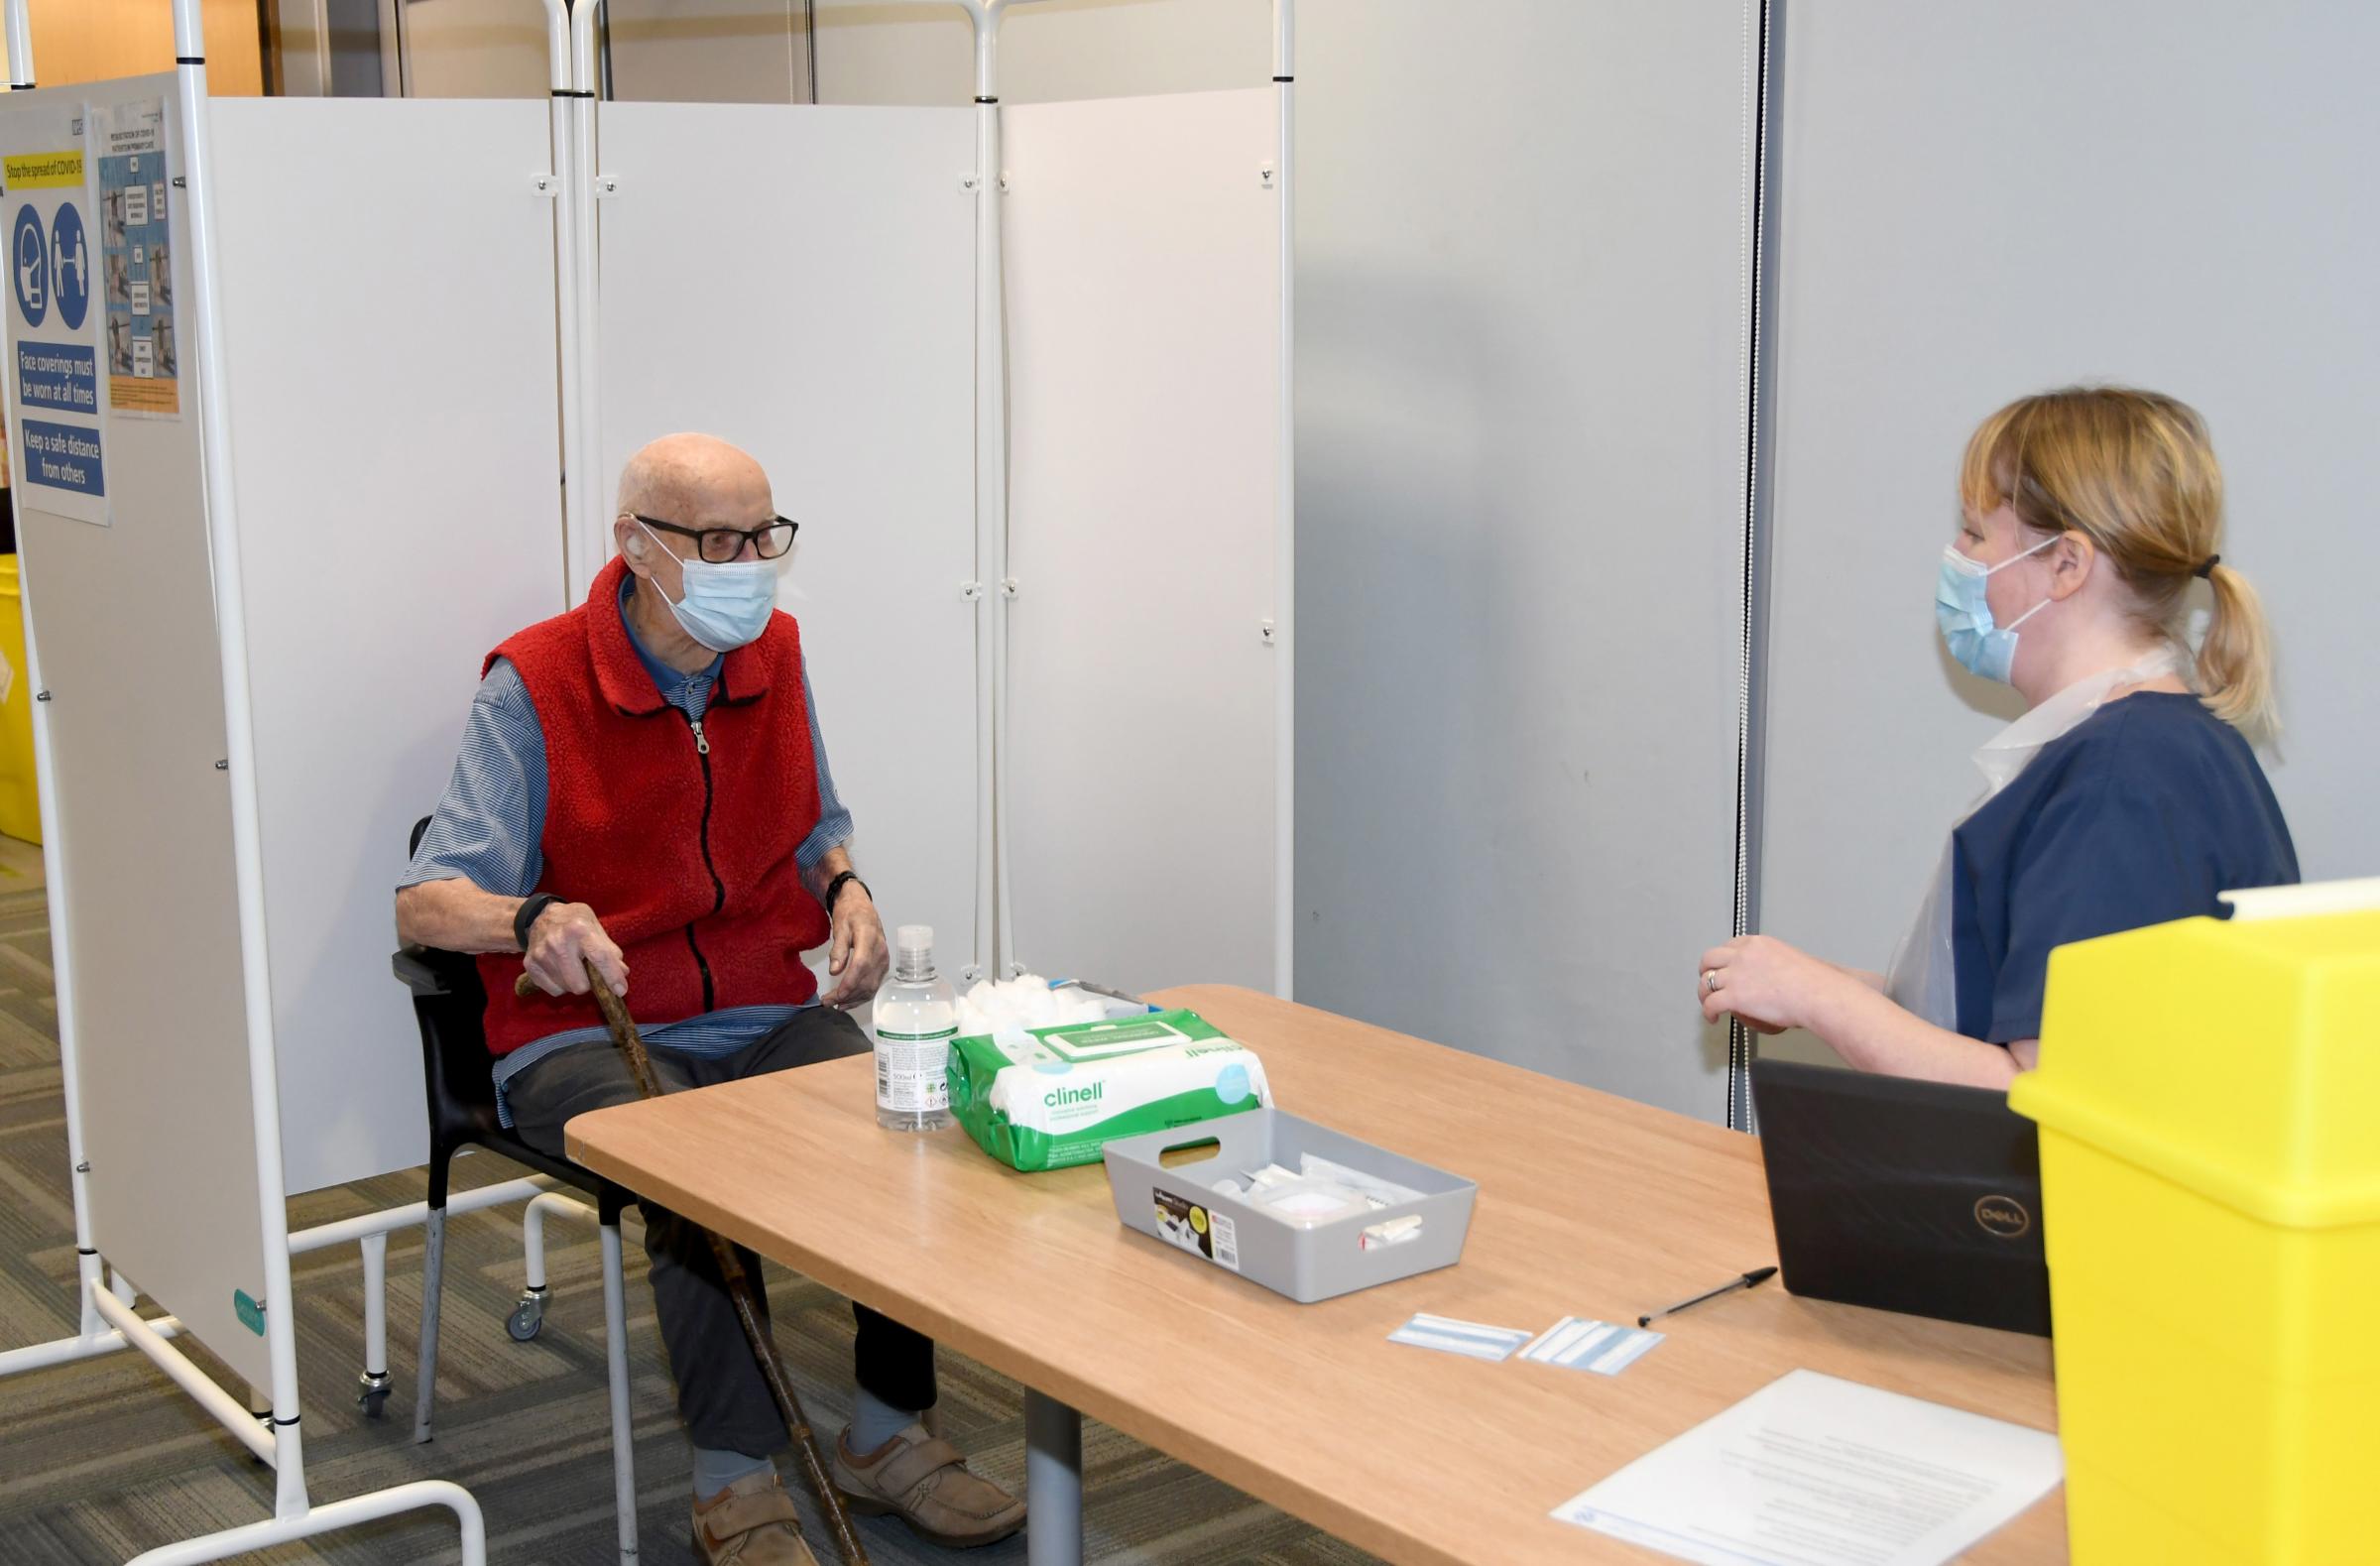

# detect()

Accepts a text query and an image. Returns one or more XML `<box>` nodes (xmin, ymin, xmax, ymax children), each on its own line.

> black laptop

<box><xmin>1750</xmin><ymin>1058</ymin><xmax>2052</xmax><ymax>1337</ymax></box>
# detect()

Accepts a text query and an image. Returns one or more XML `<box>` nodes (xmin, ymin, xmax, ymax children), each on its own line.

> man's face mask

<box><xmin>637</xmin><ymin>519</ymin><xmax>777</xmax><ymax>653</ymax></box>
<box><xmin>1936</xmin><ymin>532</ymin><xmax>2060</xmax><ymax>685</ymax></box>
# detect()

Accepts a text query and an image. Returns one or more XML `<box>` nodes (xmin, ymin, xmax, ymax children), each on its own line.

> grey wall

<box><xmin>1756</xmin><ymin>1</ymin><xmax>2380</xmax><ymax>1071</ymax></box>
<box><xmin>1289</xmin><ymin>2</ymin><xmax>1754</xmax><ymax>1117</ymax></box>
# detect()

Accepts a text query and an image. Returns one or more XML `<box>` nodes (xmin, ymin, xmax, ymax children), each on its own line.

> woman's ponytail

<box><xmin>2198</xmin><ymin>560</ymin><xmax>2278</xmax><ymax>734</ymax></box>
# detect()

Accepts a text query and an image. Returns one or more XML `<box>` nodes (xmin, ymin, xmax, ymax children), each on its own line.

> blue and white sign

<box><xmin>17</xmin><ymin>419</ymin><xmax>106</xmax><ymax>497</ymax></box>
<box><xmin>11</xmin><ymin>204</ymin><xmax>47</xmax><ymax>327</ymax></box>
<box><xmin>17</xmin><ymin>341</ymin><xmax>98</xmax><ymax>414</ymax></box>
<box><xmin>51</xmin><ymin>202</ymin><xmax>89</xmax><ymax>330</ymax></box>
<box><xmin>1</xmin><ymin>116</ymin><xmax>110</xmax><ymax>526</ymax></box>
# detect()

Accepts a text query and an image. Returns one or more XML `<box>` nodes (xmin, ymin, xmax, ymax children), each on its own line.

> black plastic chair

<box><xmin>393</xmin><ymin>816</ymin><xmax>640</xmax><ymax>1563</ymax></box>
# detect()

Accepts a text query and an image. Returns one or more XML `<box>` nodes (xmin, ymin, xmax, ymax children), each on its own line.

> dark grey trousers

<box><xmin>505</xmin><ymin>1006</ymin><xmax>937</xmax><ymax>1457</ymax></box>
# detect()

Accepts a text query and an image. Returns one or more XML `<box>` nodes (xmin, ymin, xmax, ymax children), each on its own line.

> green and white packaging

<box><xmin>945</xmin><ymin>1008</ymin><xmax>1271</xmax><ymax>1171</ymax></box>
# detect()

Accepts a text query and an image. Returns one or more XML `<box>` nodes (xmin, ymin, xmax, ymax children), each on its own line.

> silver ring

<box><xmin>1703</xmin><ymin>969</ymin><xmax>1722</xmax><ymax>995</ymax></box>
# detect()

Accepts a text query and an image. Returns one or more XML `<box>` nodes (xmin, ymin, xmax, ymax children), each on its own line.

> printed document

<box><xmin>1552</xmin><ymin>1370</ymin><xmax>2062</xmax><ymax>1566</ymax></box>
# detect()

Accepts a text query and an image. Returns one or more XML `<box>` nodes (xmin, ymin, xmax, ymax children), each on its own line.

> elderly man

<box><xmin>397</xmin><ymin>434</ymin><xmax>1024</xmax><ymax>1563</ymax></box>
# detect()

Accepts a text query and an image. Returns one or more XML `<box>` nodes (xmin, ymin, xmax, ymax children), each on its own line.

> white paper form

<box><xmin>1552</xmin><ymin>1370</ymin><xmax>2062</xmax><ymax>1566</ymax></box>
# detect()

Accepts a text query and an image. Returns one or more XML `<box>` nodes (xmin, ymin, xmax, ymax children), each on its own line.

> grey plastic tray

<box><xmin>1102</xmin><ymin>1109</ymin><xmax>1477</xmax><ymax>1303</ymax></box>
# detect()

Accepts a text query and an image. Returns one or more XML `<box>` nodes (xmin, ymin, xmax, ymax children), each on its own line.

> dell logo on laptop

<box><xmin>1973</xmin><ymin>1195</ymin><xmax>2032</xmax><ymax>1240</ymax></box>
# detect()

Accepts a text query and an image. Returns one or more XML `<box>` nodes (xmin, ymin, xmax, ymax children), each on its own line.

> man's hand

<box><xmin>523</xmin><ymin>901</ymin><xmax>630</xmax><ymax>999</ymax></box>
<box><xmin>820</xmin><ymin>882</ymin><xmax>889</xmax><ymax>1011</ymax></box>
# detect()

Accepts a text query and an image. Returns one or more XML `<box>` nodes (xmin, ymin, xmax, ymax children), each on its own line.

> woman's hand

<box><xmin>1699</xmin><ymin>935</ymin><xmax>2025</xmax><ymax>1087</ymax></box>
<box><xmin>1696</xmin><ymin>934</ymin><xmax>1846</xmax><ymax>1035</ymax></box>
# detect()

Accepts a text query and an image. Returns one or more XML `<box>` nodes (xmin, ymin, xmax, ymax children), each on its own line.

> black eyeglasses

<box><xmin>633</xmin><ymin>512</ymin><xmax>799</xmax><ymax>563</ymax></box>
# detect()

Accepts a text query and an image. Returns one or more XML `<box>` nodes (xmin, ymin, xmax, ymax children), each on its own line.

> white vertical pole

<box><xmin>358</xmin><ymin>1231</ymin><xmax>388</xmax><ymax>1385</ymax></box>
<box><xmin>1270</xmin><ymin>0</ymin><xmax>1295</xmax><ymax>1000</ymax></box>
<box><xmin>4</xmin><ymin>0</ymin><xmax>33</xmax><ymax>87</ymax></box>
<box><xmin>974</xmin><ymin>2</ymin><xmax>1015</xmax><ymax>980</ymax></box>
<box><xmin>598</xmin><ymin>1220</ymin><xmax>640</xmax><ymax>1564</ymax></box>
<box><xmin>17</xmin><ymin>602</ymin><xmax>102</xmax><ymax>1337</ymax></box>
<box><xmin>7</xmin><ymin>28</ymin><xmax>98</xmax><ymax>1323</ymax></box>
<box><xmin>311</xmin><ymin>0</ymin><xmax>336</xmax><ymax>100</ymax></box>
<box><xmin>570</xmin><ymin>2</ymin><xmax>606</xmax><ymax>596</ymax></box>
<box><xmin>541</xmin><ymin>0</ymin><xmax>583</xmax><ymax>604</ymax></box>
<box><xmin>171</xmin><ymin>0</ymin><xmax>309</xmax><ymax>1518</ymax></box>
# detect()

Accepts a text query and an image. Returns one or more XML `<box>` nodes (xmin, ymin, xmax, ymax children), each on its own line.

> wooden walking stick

<box><xmin>520</xmin><ymin>961</ymin><xmax>871</xmax><ymax>1565</ymax></box>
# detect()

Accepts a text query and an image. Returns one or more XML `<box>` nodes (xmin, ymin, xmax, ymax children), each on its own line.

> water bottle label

<box><xmin>876</xmin><ymin>1027</ymin><xmax>955</xmax><ymax>1113</ymax></box>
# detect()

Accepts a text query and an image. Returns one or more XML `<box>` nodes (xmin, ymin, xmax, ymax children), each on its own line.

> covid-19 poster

<box><xmin>2</xmin><ymin>99</ymin><xmax>109</xmax><ymax>526</ymax></box>
<box><xmin>93</xmin><ymin>98</ymin><xmax>178</xmax><ymax>420</ymax></box>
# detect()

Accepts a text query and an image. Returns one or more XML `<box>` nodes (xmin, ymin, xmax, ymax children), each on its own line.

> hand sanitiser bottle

<box><xmin>872</xmin><ymin>924</ymin><xmax>957</xmax><ymax>1133</ymax></box>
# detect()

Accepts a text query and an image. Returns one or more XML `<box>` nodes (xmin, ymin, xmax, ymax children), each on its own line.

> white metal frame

<box><xmin>0</xmin><ymin>3</ymin><xmax>632</xmax><ymax>1561</ymax></box>
<box><xmin>0</xmin><ymin>0</ymin><xmax>491</xmax><ymax>1551</ymax></box>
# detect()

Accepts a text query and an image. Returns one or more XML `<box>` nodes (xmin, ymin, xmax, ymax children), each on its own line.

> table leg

<box><xmin>1024</xmin><ymin>1387</ymin><xmax>1083</xmax><ymax>1566</ymax></box>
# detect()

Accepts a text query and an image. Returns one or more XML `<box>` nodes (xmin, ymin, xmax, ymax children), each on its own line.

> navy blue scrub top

<box><xmin>1951</xmin><ymin>691</ymin><xmax>2298</xmax><ymax>1044</ymax></box>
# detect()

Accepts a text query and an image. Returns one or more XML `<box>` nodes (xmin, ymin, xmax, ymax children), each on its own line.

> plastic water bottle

<box><xmin>872</xmin><ymin>924</ymin><xmax>956</xmax><ymax>1133</ymax></box>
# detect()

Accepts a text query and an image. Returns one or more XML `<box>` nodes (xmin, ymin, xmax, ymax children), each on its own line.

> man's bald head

<box><xmin>615</xmin><ymin>433</ymin><xmax>773</xmax><ymax>528</ymax></box>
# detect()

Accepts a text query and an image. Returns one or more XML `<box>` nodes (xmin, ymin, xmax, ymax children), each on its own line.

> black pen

<box><xmin>1638</xmin><ymin>1266</ymin><xmax>1778</xmax><ymax>1329</ymax></box>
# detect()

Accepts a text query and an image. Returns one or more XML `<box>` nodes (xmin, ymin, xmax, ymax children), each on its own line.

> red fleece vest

<box><xmin>476</xmin><ymin>554</ymin><xmax>830</xmax><ymax>1056</ymax></box>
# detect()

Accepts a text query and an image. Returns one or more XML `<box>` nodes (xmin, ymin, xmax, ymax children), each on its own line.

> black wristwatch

<box><xmin>822</xmin><ymin>870</ymin><xmax>870</xmax><ymax>913</ymax></box>
<box><xmin>514</xmin><ymin>893</ymin><xmax>562</xmax><ymax>952</ymax></box>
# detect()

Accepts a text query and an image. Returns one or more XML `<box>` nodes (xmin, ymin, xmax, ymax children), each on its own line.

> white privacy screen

<box><xmin>1757</xmin><ymin>2</ymin><xmax>2380</xmax><ymax>1045</ymax></box>
<box><xmin>210</xmin><ymin>97</ymin><xmax>570</xmax><ymax>1194</ymax></box>
<box><xmin>3</xmin><ymin>78</ymin><xmax>271</xmax><ymax>1387</ymax></box>
<box><xmin>1000</xmin><ymin>88</ymin><xmax>1287</xmax><ymax>998</ymax></box>
<box><xmin>595</xmin><ymin>103</ymin><xmax>982</xmax><ymax>975</ymax></box>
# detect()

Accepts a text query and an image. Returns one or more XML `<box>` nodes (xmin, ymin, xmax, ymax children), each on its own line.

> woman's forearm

<box><xmin>1803</xmin><ymin>979</ymin><xmax>2019</xmax><ymax>1089</ymax></box>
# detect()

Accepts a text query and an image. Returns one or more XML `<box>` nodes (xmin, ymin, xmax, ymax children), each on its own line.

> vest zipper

<box><xmin>682</xmin><ymin>712</ymin><xmax>725</xmax><ymax>1012</ymax></box>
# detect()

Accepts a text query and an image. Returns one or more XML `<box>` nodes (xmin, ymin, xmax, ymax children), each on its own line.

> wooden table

<box><xmin>566</xmin><ymin>985</ymin><xmax>2065</xmax><ymax>1565</ymax></box>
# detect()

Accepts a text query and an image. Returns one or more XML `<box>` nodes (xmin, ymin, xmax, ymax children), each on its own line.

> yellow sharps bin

<box><xmin>2008</xmin><ymin>895</ymin><xmax>2380</xmax><ymax>1564</ymax></box>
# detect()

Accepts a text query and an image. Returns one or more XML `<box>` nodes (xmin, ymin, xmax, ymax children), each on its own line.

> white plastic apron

<box><xmin>1882</xmin><ymin>646</ymin><xmax>2183</xmax><ymax>1030</ymax></box>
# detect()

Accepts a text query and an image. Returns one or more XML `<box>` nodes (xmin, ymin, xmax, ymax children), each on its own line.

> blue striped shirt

<box><xmin>400</xmin><ymin>577</ymin><xmax>852</xmax><ymax>1122</ymax></box>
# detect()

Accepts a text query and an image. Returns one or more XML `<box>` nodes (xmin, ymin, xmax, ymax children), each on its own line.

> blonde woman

<box><xmin>1699</xmin><ymin>387</ymin><xmax>2298</xmax><ymax>1087</ymax></box>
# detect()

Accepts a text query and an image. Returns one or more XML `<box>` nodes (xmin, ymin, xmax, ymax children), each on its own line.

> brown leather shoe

<box><xmin>832</xmin><ymin>1423</ymin><xmax>1026</xmax><ymax>1549</ymax></box>
<box><xmin>692</xmin><ymin>1471</ymin><xmax>820</xmax><ymax>1566</ymax></box>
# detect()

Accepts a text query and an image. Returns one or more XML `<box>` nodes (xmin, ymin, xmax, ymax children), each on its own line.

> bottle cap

<box><xmin>893</xmin><ymin>924</ymin><xmax>935</xmax><ymax>980</ymax></box>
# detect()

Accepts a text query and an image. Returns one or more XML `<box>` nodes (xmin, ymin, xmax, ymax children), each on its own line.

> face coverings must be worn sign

<box><xmin>3</xmin><ymin>103</ymin><xmax>110</xmax><ymax>527</ymax></box>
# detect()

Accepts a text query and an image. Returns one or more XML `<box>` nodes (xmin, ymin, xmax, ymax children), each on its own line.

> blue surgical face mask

<box><xmin>1936</xmin><ymin>534</ymin><xmax>2060</xmax><ymax>684</ymax></box>
<box><xmin>636</xmin><ymin>520</ymin><xmax>777</xmax><ymax>653</ymax></box>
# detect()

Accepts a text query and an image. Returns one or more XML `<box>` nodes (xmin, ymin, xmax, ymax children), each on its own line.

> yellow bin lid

<box><xmin>2008</xmin><ymin>890</ymin><xmax>2380</xmax><ymax>1230</ymax></box>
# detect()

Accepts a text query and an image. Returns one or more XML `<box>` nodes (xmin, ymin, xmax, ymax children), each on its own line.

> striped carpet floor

<box><xmin>0</xmin><ymin>846</ymin><xmax>1384</xmax><ymax>1565</ymax></box>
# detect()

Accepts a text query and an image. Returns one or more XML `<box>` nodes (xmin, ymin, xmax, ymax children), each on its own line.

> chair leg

<box><xmin>599</xmin><ymin>1217</ymin><xmax>640</xmax><ymax>1563</ymax></box>
<box><xmin>357</xmin><ymin>1231</ymin><xmax>392</xmax><ymax>1419</ymax></box>
<box><xmin>413</xmin><ymin>1206</ymin><xmax>446</xmax><ymax>1446</ymax></box>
